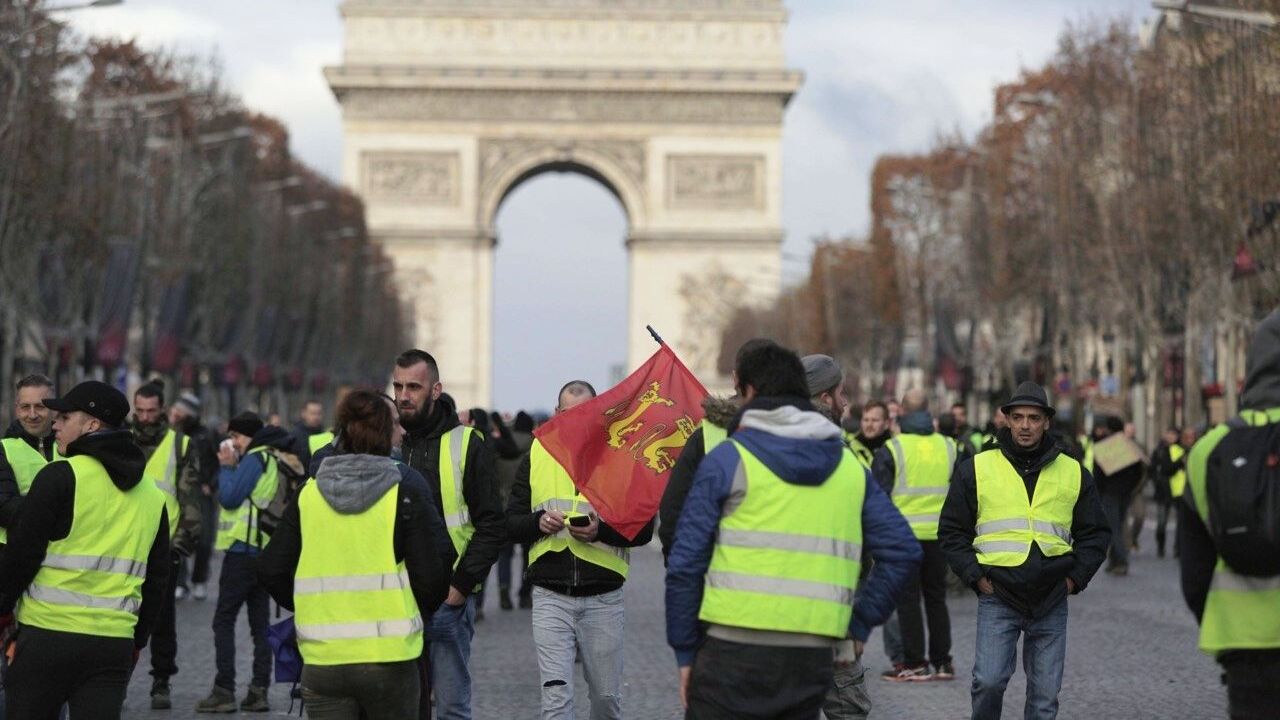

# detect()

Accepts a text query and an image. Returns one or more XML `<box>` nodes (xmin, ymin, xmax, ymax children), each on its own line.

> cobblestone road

<box><xmin>126</xmin><ymin>524</ymin><xmax>1226</xmax><ymax>718</ymax></box>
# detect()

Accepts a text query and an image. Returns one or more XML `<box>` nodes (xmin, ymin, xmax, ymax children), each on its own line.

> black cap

<box><xmin>228</xmin><ymin>411</ymin><xmax>264</xmax><ymax>438</ymax></box>
<box><xmin>42</xmin><ymin>380</ymin><xmax>130</xmax><ymax>428</ymax></box>
<box><xmin>1000</xmin><ymin>381</ymin><xmax>1056</xmax><ymax>418</ymax></box>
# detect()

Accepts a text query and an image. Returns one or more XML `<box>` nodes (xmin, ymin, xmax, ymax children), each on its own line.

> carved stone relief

<box><xmin>666</xmin><ymin>154</ymin><xmax>764</xmax><ymax>210</ymax></box>
<box><xmin>362</xmin><ymin>152</ymin><xmax>461</xmax><ymax>205</ymax></box>
<box><xmin>477</xmin><ymin>137</ymin><xmax>645</xmax><ymax>216</ymax></box>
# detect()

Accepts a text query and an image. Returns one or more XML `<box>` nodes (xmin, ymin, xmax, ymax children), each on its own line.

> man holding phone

<box><xmin>505</xmin><ymin>380</ymin><xmax>656</xmax><ymax>720</ymax></box>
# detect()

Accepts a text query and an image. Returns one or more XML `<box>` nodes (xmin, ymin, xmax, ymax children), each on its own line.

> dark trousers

<box><xmin>1154</xmin><ymin>498</ymin><xmax>1181</xmax><ymax>557</ymax></box>
<box><xmin>301</xmin><ymin>660</ymin><xmax>421</xmax><ymax>720</ymax></box>
<box><xmin>150</xmin><ymin>552</ymin><xmax>181</xmax><ymax>679</ymax></box>
<box><xmin>897</xmin><ymin>539</ymin><xmax>952</xmax><ymax>666</ymax></box>
<box><xmin>191</xmin><ymin>493</ymin><xmax>216</xmax><ymax>584</ymax></box>
<box><xmin>686</xmin><ymin>637</ymin><xmax>831</xmax><ymax>720</ymax></box>
<box><xmin>1222</xmin><ymin>651</ymin><xmax>1280</xmax><ymax>720</ymax></box>
<box><xmin>6</xmin><ymin>626</ymin><xmax>134</xmax><ymax>720</ymax></box>
<box><xmin>1101</xmin><ymin>489</ymin><xmax>1132</xmax><ymax>568</ymax></box>
<box><xmin>213</xmin><ymin>552</ymin><xmax>272</xmax><ymax>690</ymax></box>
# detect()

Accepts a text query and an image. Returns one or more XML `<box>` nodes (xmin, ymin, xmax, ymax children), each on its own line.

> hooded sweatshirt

<box><xmin>0</xmin><ymin>419</ymin><xmax>58</xmax><ymax>533</ymax></box>
<box><xmin>0</xmin><ymin>429</ymin><xmax>170</xmax><ymax>649</ymax></box>
<box><xmin>1180</xmin><ymin>309</ymin><xmax>1280</xmax><ymax>640</ymax></box>
<box><xmin>665</xmin><ymin>396</ymin><xmax>921</xmax><ymax>667</ymax></box>
<box><xmin>258</xmin><ymin>454</ymin><xmax>452</xmax><ymax>619</ymax></box>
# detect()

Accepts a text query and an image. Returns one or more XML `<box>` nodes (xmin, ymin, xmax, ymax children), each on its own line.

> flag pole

<box><xmin>645</xmin><ymin>325</ymin><xmax>665</xmax><ymax>346</ymax></box>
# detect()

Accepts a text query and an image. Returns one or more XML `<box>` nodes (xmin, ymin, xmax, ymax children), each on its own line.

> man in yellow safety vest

<box><xmin>0</xmin><ymin>375</ymin><xmax>60</xmax><ymax>562</ymax></box>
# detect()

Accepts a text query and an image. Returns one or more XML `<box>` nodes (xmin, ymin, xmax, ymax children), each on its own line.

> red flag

<box><xmin>534</xmin><ymin>344</ymin><xmax>708</xmax><ymax>540</ymax></box>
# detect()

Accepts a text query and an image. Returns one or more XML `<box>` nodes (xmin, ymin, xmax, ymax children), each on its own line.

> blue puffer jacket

<box><xmin>665</xmin><ymin>397</ymin><xmax>921</xmax><ymax>667</ymax></box>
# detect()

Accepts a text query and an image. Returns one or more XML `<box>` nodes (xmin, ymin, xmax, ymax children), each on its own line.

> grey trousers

<box><xmin>821</xmin><ymin>641</ymin><xmax>871</xmax><ymax>720</ymax></box>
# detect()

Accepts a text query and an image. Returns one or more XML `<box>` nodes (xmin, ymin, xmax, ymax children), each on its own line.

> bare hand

<box><xmin>679</xmin><ymin>666</ymin><xmax>691</xmax><ymax>709</ymax></box>
<box><xmin>539</xmin><ymin>510</ymin><xmax>566</xmax><ymax>535</ymax></box>
<box><xmin>444</xmin><ymin>586</ymin><xmax>467</xmax><ymax>607</ymax></box>
<box><xmin>201</xmin><ymin>484</ymin><xmax>212</xmax><ymax>497</ymax></box>
<box><xmin>1065</xmin><ymin>577</ymin><xmax>1077</xmax><ymax>594</ymax></box>
<box><xmin>217</xmin><ymin>444</ymin><xmax>237</xmax><ymax>467</ymax></box>
<box><xmin>977</xmin><ymin>576</ymin><xmax>995</xmax><ymax>595</ymax></box>
<box><xmin>567</xmin><ymin>514</ymin><xmax>599</xmax><ymax>543</ymax></box>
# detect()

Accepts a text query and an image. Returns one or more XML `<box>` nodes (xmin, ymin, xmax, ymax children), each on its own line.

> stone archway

<box><xmin>326</xmin><ymin>0</ymin><xmax>801</xmax><ymax>408</ymax></box>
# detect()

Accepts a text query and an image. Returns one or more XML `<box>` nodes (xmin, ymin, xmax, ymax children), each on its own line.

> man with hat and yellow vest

<box><xmin>872</xmin><ymin>388</ymin><xmax>959</xmax><ymax>682</ymax></box>
<box><xmin>506</xmin><ymin>380</ymin><xmax>655</xmax><ymax>720</ymax></box>
<box><xmin>1149</xmin><ymin>426</ymin><xmax>1183</xmax><ymax>559</ymax></box>
<box><xmin>0</xmin><ymin>380</ymin><xmax>170</xmax><ymax>719</ymax></box>
<box><xmin>130</xmin><ymin>381</ymin><xmax>203</xmax><ymax>709</ymax></box>
<box><xmin>1180</xmin><ymin>309</ymin><xmax>1280</xmax><ymax>720</ymax></box>
<box><xmin>667</xmin><ymin>341</ymin><xmax>919</xmax><ymax>719</ymax></box>
<box><xmin>0</xmin><ymin>375</ymin><xmax>60</xmax><ymax>561</ymax></box>
<box><xmin>391</xmin><ymin>349</ymin><xmax>504</xmax><ymax>720</ymax></box>
<box><xmin>939</xmin><ymin>381</ymin><xmax>1110</xmax><ymax>720</ymax></box>
<box><xmin>197</xmin><ymin>411</ymin><xmax>294</xmax><ymax>713</ymax></box>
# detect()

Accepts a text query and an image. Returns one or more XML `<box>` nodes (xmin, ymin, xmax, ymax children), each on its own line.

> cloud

<box><xmin>240</xmin><ymin>41</ymin><xmax>343</xmax><ymax>180</ymax></box>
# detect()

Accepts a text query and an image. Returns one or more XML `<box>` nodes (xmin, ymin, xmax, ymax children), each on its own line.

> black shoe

<box><xmin>151</xmin><ymin>678</ymin><xmax>172</xmax><ymax>710</ymax></box>
<box><xmin>240</xmin><ymin>686</ymin><xmax>270</xmax><ymax>713</ymax></box>
<box><xmin>499</xmin><ymin>586</ymin><xmax>513</xmax><ymax>610</ymax></box>
<box><xmin>933</xmin><ymin>661</ymin><xmax>955</xmax><ymax>681</ymax></box>
<box><xmin>195</xmin><ymin>685</ymin><xmax>236</xmax><ymax>714</ymax></box>
<box><xmin>518</xmin><ymin>593</ymin><xmax>532</xmax><ymax>609</ymax></box>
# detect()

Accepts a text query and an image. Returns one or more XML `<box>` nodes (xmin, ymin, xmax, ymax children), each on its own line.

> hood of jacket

<box><xmin>247</xmin><ymin>424</ymin><xmax>295</xmax><ymax>453</ymax></box>
<box><xmin>314</xmin><ymin>453</ymin><xmax>402</xmax><ymax>514</ymax></box>
<box><xmin>402</xmin><ymin>392</ymin><xmax>459</xmax><ymax>444</ymax></box>
<box><xmin>898</xmin><ymin>410</ymin><xmax>935</xmax><ymax>435</ymax></box>
<box><xmin>701</xmin><ymin>395</ymin><xmax>740</xmax><ymax>429</ymax></box>
<box><xmin>729</xmin><ymin>396</ymin><xmax>845</xmax><ymax>487</ymax></box>
<box><xmin>64</xmin><ymin>429</ymin><xmax>147</xmax><ymax>491</ymax></box>
<box><xmin>1242</xmin><ymin>308</ymin><xmax>1280</xmax><ymax>411</ymax></box>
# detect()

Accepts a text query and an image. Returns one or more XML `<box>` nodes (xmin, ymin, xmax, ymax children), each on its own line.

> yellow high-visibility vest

<box><xmin>972</xmin><ymin>450</ymin><xmax>1079</xmax><ymax>567</ymax></box>
<box><xmin>699</xmin><ymin>441</ymin><xmax>864</xmax><ymax>639</ymax></box>
<box><xmin>0</xmin><ymin>437</ymin><xmax>61</xmax><ymax>544</ymax></box>
<box><xmin>215</xmin><ymin>446</ymin><xmax>279</xmax><ymax>551</ymax></box>
<box><xmin>887</xmin><ymin>434</ymin><xmax>957</xmax><ymax>540</ymax></box>
<box><xmin>142</xmin><ymin>429</ymin><xmax>189</xmax><ymax>540</ymax></box>
<box><xmin>527</xmin><ymin>440</ymin><xmax>629</xmax><ymax>578</ymax></box>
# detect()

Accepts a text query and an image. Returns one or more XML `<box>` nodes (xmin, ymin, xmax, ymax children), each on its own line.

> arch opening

<box><xmin>491</xmin><ymin>168</ymin><xmax>629</xmax><ymax>413</ymax></box>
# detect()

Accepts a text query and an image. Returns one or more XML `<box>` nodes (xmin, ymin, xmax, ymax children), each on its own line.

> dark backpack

<box><xmin>1204</xmin><ymin>419</ymin><xmax>1280</xmax><ymax>576</ymax></box>
<box><xmin>255</xmin><ymin>448</ymin><xmax>307</xmax><ymax>540</ymax></box>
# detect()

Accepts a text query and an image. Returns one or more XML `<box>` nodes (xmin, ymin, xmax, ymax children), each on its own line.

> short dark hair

<box><xmin>303</xmin><ymin>399</ymin><xmax>323</xmax><ymax>410</ymax></box>
<box><xmin>557</xmin><ymin>380</ymin><xmax>596</xmax><ymax>406</ymax></box>
<box><xmin>734</xmin><ymin>342</ymin><xmax>808</xmax><ymax>398</ymax></box>
<box><xmin>734</xmin><ymin>338</ymin><xmax>776</xmax><ymax>369</ymax></box>
<box><xmin>15</xmin><ymin>374</ymin><xmax>54</xmax><ymax>393</ymax></box>
<box><xmin>951</xmin><ymin>402</ymin><xmax>966</xmax><ymax>411</ymax></box>
<box><xmin>861</xmin><ymin>400</ymin><xmax>889</xmax><ymax>418</ymax></box>
<box><xmin>134</xmin><ymin>382</ymin><xmax>164</xmax><ymax>406</ymax></box>
<box><xmin>395</xmin><ymin>349</ymin><xmax>439</xmax><ymax>384</ymax></box>
<box><xmin>336</xmin><ymin>389</ymin><xmax>395</xmax><ymax>457</ymax></box>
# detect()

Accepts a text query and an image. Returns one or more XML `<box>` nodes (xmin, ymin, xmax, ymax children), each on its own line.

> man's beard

<box><xmin>399</xmin><ymin>398</ymin><xmax>435</xmax><ymax>431</ymax></box>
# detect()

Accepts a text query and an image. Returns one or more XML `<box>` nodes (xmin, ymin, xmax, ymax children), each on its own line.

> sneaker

<box><xmin>151</xmin><ymin>678</ymin><xmax>172</xmax><ymax>710</ymax></box>
<box><xmin>880</xmin><ymin>664</ymin><xmax>906</xmax><ymax>681</ymax></box>
<box><xmin>192</xmin><ymin>582</ymin><xmax>208</xmax><ymax>601</ymax></box>
<box><xmin>174</xmin><ymin>585</ymin><xmax>188</xmax><ymax>601</ymax></box>
<box><xmin>240</xmin><ymin>685</ymin><xmax>270</xmax><ymax>713</ymax></box>
<box><xmin>885</xmin><ymin>664</ymin><xmax>934</xmax><ymax>682</ymax></box>
<box><xmin>195</xmin><ymin>685</ymin><xmax>237</xmax><ymax>713</ymax></box>
<box><xmin>933</xmin><ymin>661</ymin><xmax>955</xmax><ymax>680</ymax></box>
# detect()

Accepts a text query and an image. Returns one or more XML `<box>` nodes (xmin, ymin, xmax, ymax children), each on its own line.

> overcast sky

<box><xmin>67</xmin><ymin>0</ymin><xmax>1155</xmax><ymax>412</ymax></box>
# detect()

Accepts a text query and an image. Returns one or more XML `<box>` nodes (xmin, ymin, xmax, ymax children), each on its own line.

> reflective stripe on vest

<box><xmin>972</xmin><ymin>451</ymin><xmax>1079</xmax><ymax>567</ymax></box>
<box><xmin>845</xmin><ymin>433</ymin><xmax>872</xmax><ymax>469</ymax></box>
<box><xmin>142</xmin><ymin>429</ymin><xmax>188</xmax><ymax>540</ymax></box>
<box><xmin>527</xmin><ymin>440</ymin><xmax>630</xmax><ymax>577</ymax></box>
<box><xmin>1185</xmin><ymin>408</ymin><xmax>1280</xmax><ymax>654</ymax></box>
<box><xmin>0</xmin><ymin>437</ymin><xmax>60</xmax><ymax>544</ymax></box>
<box><xmin>439</xmin><ymin>426</ymin><xmax>476</xmax><ymax>566</ymax></box>
<box><xmin>16</xmin><ymin>455</ymin><xmax>165</xmax><ymax>638</ymax></box>
<box><xmin>294</xmin><ymin>480</ymin><xmax>423</xmax><ymax>665</ymax></box>
<box><xmin>699</xmin><ymin>442</ymin><xmax>864</xmax><ymax>639</ymax></box>
<box><xmin>1168</xmin><ymin>443</ymin><xmax>1187</xmax><ymax>499</ymax></box>
<box><xmin>215</xmin><ymin>447</ymin><xmax>278</xmax><ymax>551</ymax></box>
<box><xmin>308</xmin><ymin>431</ymin><xmax>335</xmax><ymax>456</ymax></box>
<box><xmin>702</xmin><ymin>421</ymin><xmax>728</xmax><ymax>454</ymax></box>
<box><xmin>887</xmin><ymin>434</ymin><xmax>956</xmax><ymax>541</ymax></box>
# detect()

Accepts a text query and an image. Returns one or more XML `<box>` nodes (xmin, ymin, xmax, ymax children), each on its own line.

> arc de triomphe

<box><xmin>326</xmin><ymin>0</ymin><xmax>801</xmax><ymax>408</ymax></box>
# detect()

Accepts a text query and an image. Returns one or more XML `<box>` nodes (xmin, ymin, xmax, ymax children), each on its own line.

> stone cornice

<box><xmin>325</xmin><ymin>65</ymin><xmax>803</xmax><ymax>97</ymax></box>
<box><xmin>340</xmin><ymin>0</ymin><xmax>787</xmax><ymax>22</ymax></box>
<box><xmin>627</xmin><ymin>228</ymin><xmax>783</xmax><ymax>247</ymax></box>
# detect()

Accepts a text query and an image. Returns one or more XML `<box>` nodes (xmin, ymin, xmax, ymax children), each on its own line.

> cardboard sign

<box><xmin>1091</xmin><ymin>434</ymin><xmax>1145</xmax><ymax>476</ymax></box>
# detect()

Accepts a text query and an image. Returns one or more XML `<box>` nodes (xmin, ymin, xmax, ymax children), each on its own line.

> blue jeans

<box><xmin>882</xmin><ymin>612</ymin><xmax>903</xmax><ymax>665</ymax></box>
<box><xmin>972</xmin><ymin>594</ymin><xmax>1067</xmax><ymax>720</ymax></box>
<box><xmin>427</xmin><ymin>596</ymin><xmax>476</xmax><ymax>720</ymax></box>
<box><xmin>530</xmin><ymin>586</ymin><xmax>625</xmax><ymax>720</ymax></box>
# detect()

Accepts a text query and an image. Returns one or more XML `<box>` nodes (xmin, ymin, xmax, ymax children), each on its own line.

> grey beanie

<box><xmin>801</xmin><ymin>354</ymin><xmax>843</xmax><ymax>396</ymax></box>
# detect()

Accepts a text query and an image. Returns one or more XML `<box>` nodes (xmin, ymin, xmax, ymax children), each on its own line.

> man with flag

<box><xmin>666</xmin><ymin>341</ymin><xmax>919</xmax><ymax>719</ymax></box>
<box><xmin>506</xmin><ymin>379</ymin><xmax>656</xmax><ymax>720</ymax></box>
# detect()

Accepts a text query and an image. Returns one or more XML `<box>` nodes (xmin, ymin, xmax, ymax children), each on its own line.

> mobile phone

<box><xmin>568</xmin><ymin>514</ymin><xmax>591</xmax><ymax>528</ymax></box>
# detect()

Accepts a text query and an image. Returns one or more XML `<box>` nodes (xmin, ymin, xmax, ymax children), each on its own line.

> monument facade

<box><xmin>326</xmin><ymin>0</ymin><xmax>801</xmax><ymax>407</ymax></box>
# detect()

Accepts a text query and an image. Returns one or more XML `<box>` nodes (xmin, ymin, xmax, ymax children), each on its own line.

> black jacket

<box><xmin>938</xmin><ymin>428</ymin><xmax>1110</xmax><ymax>618</ymax></box>
<box><xmin>258</xmin><ymin>458</ymin><xmax>452</xmax><ymax>618</ymax></box>
<box><xmin>0</xmin><ymin>420</ymin><xmax>58</xmax><ymax>534</ymax></box>
<box><xmin>0</xmin><ymin>430</ymin><xmax>170</xmax><ymax>649</ymax></box>
<box><xmin>506</xmin><ymin>453</ymin><xmax>654</xmax><ymax>596</ymax></box>
<box><xmin>399</xmin><ymin>394</ymin><xmax>503</xmax><ymax>594</ymax></box>
<box><xmin>657</xmin><ymin>396</ymin><xmax>739</xmax><ymax>560</ymax></box>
